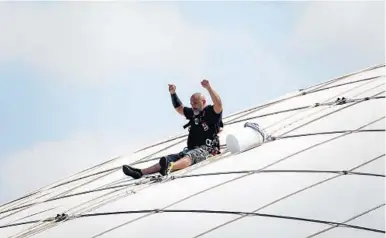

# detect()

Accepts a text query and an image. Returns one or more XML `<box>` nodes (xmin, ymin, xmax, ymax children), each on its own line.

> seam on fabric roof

<box><xmin>192</xmin><ymin>154</ymin><xmax>385</xmax><ymax>237</ymax></box>
<box><xmin>306</xmin><ymin>203</ymin><xmax>386</xmax><ymax>237</ymax></box>
<box><xmin>88</xmin><ymin>116</ymin><xmax>384</xmax><ymax>238</ymax></box>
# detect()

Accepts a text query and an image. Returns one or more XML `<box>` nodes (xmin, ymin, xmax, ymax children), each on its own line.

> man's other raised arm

<box><xmin>202</xmin><ymin>80</ymin><xmax>223</xmax><ymax>114</ymax></box>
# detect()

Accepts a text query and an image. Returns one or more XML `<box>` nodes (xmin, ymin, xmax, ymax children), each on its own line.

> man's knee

<box><xmin>179</xmin><ymin>156</ymin><xmax>193</xmax><ymax>166</ymax></box>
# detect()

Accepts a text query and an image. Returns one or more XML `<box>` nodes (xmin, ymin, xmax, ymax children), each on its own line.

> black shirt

<box><xmin>183</xmin><ymin>105</ymin><xmax>223</xmax><ymax>150</ymax></box>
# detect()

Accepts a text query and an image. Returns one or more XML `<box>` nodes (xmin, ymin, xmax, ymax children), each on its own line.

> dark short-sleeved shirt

<box><xmin>183</xmin><ymin>105</ymin><xmax>223</xmax><ymax>150</ymax></box>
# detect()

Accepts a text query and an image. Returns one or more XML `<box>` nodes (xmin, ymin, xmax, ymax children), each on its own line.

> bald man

<box><xmin>122</xmin><ymin>79</ymin><xmax>223</xmax><ymax>179</ymax></box>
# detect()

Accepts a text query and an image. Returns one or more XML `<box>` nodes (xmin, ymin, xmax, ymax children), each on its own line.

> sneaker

<box><xmin>122</xmin><ymin>165</ymin><xmax>143</xmax><ymax>179</ymax></box>
<box><xmin>159</xmin><ymin>157</ymin><xmax>174</xmax><ymax>176</ymax></box>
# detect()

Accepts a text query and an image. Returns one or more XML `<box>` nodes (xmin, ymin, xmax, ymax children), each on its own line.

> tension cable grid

<box><xmin>4</xmin><ymin>102</ymin><xmax>384</xmax><ymax>238</ymax></box>
<box><xmin>88</xmin><ymin>115</ymin><xmax>385</xmax><ymax>238</ymax></box>
<box><xmin>2</xmin><ymin>69</ymin><xmax>382</xmax><ymax>236</ymax></box>
<box><xmin>3</xmin><ymin>93</ymin><xmax>386</xmax><ymax>236</ymax></box>
<box><xmin>18</xmin><ymin>91</ymin><xmax>382</xmax><ymax>200</ymax></box>
<box><xmin>1</xmin><ymin>154</ymin><xmax>384</xmax><ymax>235</ymax></box>
<box><xmin>1</xmin><ymin>126</ymin><xmax>383</xmax><ymax>219</ymax></box>
<box><xmin>192</xmin><ymin>153</ymin><xmax>386</xmax><ymax>238</ymax></box>
<box><xmin>4</xmin><ymin>77</ymin><xmax>380</xmax><ymax>211</ymax></box>
<box><xmin>0</xmin><ymin>158</ymin><xmax>384</xmax><ymax>219</ymax></box>
<box><xmin>4</xmin><ymin>67</ymin><xmax>380</xmax><ymax>214</ymax></box>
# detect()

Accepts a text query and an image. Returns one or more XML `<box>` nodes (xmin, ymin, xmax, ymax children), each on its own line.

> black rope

<box><xmin>277</xmin><ymin>129</ymin><xmax>384</xmax><ymax>139</ymax></box>
<box><xmin>78</xmin><ymin>209</ymin><xmax>384</xmax><ymax>234</ymax></box>
<box><xmin>173</xmin><ymin>168</ymin><xmax>385</xmax><ymax>179</ymax></box>
<box><xmin>226</xmin><ymin>95</ymin><xmax>384</xmax><ymax>126</ymax></box>
<box><xmin>307</xmin><ymin>76</ymin><xmax>382</xmax><ymax>94</ymax></box>
<box><xmin>1</xmin><ymin>208</ymin><xmax>384</xmax><ymax>234</ymax></box>
<box><xmin>299</xmin><ymin>64</ymin><xmax>384</xmax><ymax>92</ymax></box>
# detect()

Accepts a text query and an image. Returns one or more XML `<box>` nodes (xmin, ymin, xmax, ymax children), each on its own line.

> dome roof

<box><xmin>1</xmin><ymin>64</ymin><xmax>384</xmax><ymax>238</ymax></box>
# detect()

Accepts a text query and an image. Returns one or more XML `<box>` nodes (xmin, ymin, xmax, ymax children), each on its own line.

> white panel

<box><xmin>258</xmin><ymin>176</ymin><xmax>384</xmax><ymax>222</ymax></box>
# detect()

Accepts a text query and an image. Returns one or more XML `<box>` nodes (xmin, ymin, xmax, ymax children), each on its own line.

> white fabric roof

<box><xmin>0</xmin><ymin>64</ymin><xmax>384</xmax><ymax>238</ymax></box>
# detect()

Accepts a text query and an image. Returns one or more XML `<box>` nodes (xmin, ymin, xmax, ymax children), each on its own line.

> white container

<box><xmin>226</xmin><ymin>123</ymin><xmax>266</xmax><ymax>154</ymax></box>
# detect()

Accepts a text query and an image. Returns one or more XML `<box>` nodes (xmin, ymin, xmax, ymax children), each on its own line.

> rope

<box><xmin>2</xmin><ymin>207</ymin><xmax>384</xmax><ymax>234</ymax></box>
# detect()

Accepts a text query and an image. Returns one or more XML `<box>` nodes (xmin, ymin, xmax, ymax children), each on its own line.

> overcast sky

<box><xmin>0</xmin><ymin>1</ymin><xmax>384</xmax><ymax>204</ymax></box>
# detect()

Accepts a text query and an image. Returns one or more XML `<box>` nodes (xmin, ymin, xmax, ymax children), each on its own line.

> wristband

<box><xmin>171</xmin><ymin>93</ymin><xmax>182</xmax><ymax>108</ymax></box>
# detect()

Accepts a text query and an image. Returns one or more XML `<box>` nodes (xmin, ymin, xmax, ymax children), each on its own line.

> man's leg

<box><xmin>122</xmin><ymin>153</ymin><xmax>182</xmax><ymax>179</ymax></box>
<box><xmin>161</xmin><ymin>147</ymin><xmax>210</xmax><ymax>175</ymax></box>
<box><xmin>141</xmin><ymin>163</ymin><xmax>161</xmax><ymax>175</ymax></box>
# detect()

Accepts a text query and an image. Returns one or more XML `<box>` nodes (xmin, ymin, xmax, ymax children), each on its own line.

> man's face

<box><xmin>190</xmin><ymin>94</ymin><xmax>205</xmax><ymax>115</ymax></box>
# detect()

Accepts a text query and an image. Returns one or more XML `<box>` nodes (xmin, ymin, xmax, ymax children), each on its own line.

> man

<box><xmin>122</xmin><ymin>79</ymin><xmax>223</xmax><ymax>179</ymax></box>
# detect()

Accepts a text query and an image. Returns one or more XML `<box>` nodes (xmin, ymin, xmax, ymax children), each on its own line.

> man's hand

<box><xmin>201</xmin><ymin>79</ymin><xmax>211</xmax><ymax>89</ymax></box>
<box><xmin>168</xmin><ymin>84</ymin><xmax>176</xmax><ymax>94</ymax></box>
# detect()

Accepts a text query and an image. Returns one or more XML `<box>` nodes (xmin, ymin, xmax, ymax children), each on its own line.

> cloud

<box><xmin>0</xmin><ymin>2</ymin><xmax>212</xmax><ymax>86</ymax></box>
<box><xmin>290</xmin><ymin>1</ymin><xmax>384</xmax><ymax>63</ymax></box>
<box><xmin>0</xmin><ymin>131</ymin><xmax>151</xmax><ymax>204</ymax></box>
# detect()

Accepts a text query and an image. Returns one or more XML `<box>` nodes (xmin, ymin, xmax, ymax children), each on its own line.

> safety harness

<box><xmin>183</xmin><ymin>109</ymin><xmax>223</xmax><ymax>155</ymax></box>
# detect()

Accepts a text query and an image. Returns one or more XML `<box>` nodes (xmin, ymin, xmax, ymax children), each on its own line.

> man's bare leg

<box><xmin>141</xmin><ymin>163</ymin><xmax>161</xmax><ymax>175</ymax></box>
<box><xmin>170</xmin><ymin>156</ymin><xmax>192</xmax><ymax>172</ymax></box>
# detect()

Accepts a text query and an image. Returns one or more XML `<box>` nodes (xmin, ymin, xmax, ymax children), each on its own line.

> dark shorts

<box><xmin>163</xmin><ymin>146</ymin><xmax>211</xmax><ymax>165</ymax></box>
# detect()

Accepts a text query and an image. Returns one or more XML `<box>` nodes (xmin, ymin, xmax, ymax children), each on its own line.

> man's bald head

<box><xmin>190</xmin><ymin>92</ymin><xmax>206</xmax><ymax>115</ymax></box>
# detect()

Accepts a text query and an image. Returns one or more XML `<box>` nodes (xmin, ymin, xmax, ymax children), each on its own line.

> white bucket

<box><xmin>226</xmin><ymin>123</ymin><xmax>266</xmax><ymax>154</ymax></box>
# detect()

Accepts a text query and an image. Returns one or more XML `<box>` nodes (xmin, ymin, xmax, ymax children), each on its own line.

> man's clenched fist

<box><xmin>168</xmin><ymin>84</ymin><xmax>176</xmax><ymax>94</ymax></box>
<box><xmin>201</xmin><ymin>79</ymin><xmax>211</xmax><ymax>89</ymax></box>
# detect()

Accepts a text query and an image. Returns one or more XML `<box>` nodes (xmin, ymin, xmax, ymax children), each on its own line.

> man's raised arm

<box><xmin>169</xmin><ymin>84</ymin><xmax>186</xmax><ymax>117</ymax></box>
<box><xmin>201</xmin><ymin>79</ymin><xmax>223</xmax><ymax>114</ymax></box>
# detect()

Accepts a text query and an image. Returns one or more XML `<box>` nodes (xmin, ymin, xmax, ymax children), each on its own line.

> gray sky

<box><xmin>0</xmin><ymin>1</ymin><xmax>384</xmax><ymax>204</ymax></box>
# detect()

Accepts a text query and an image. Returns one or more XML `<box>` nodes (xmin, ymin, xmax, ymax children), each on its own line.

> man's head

<box><xmin>190</xmin><ymin>92</ymin><xmax>206</xmax><ymax>115</ymax></box>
